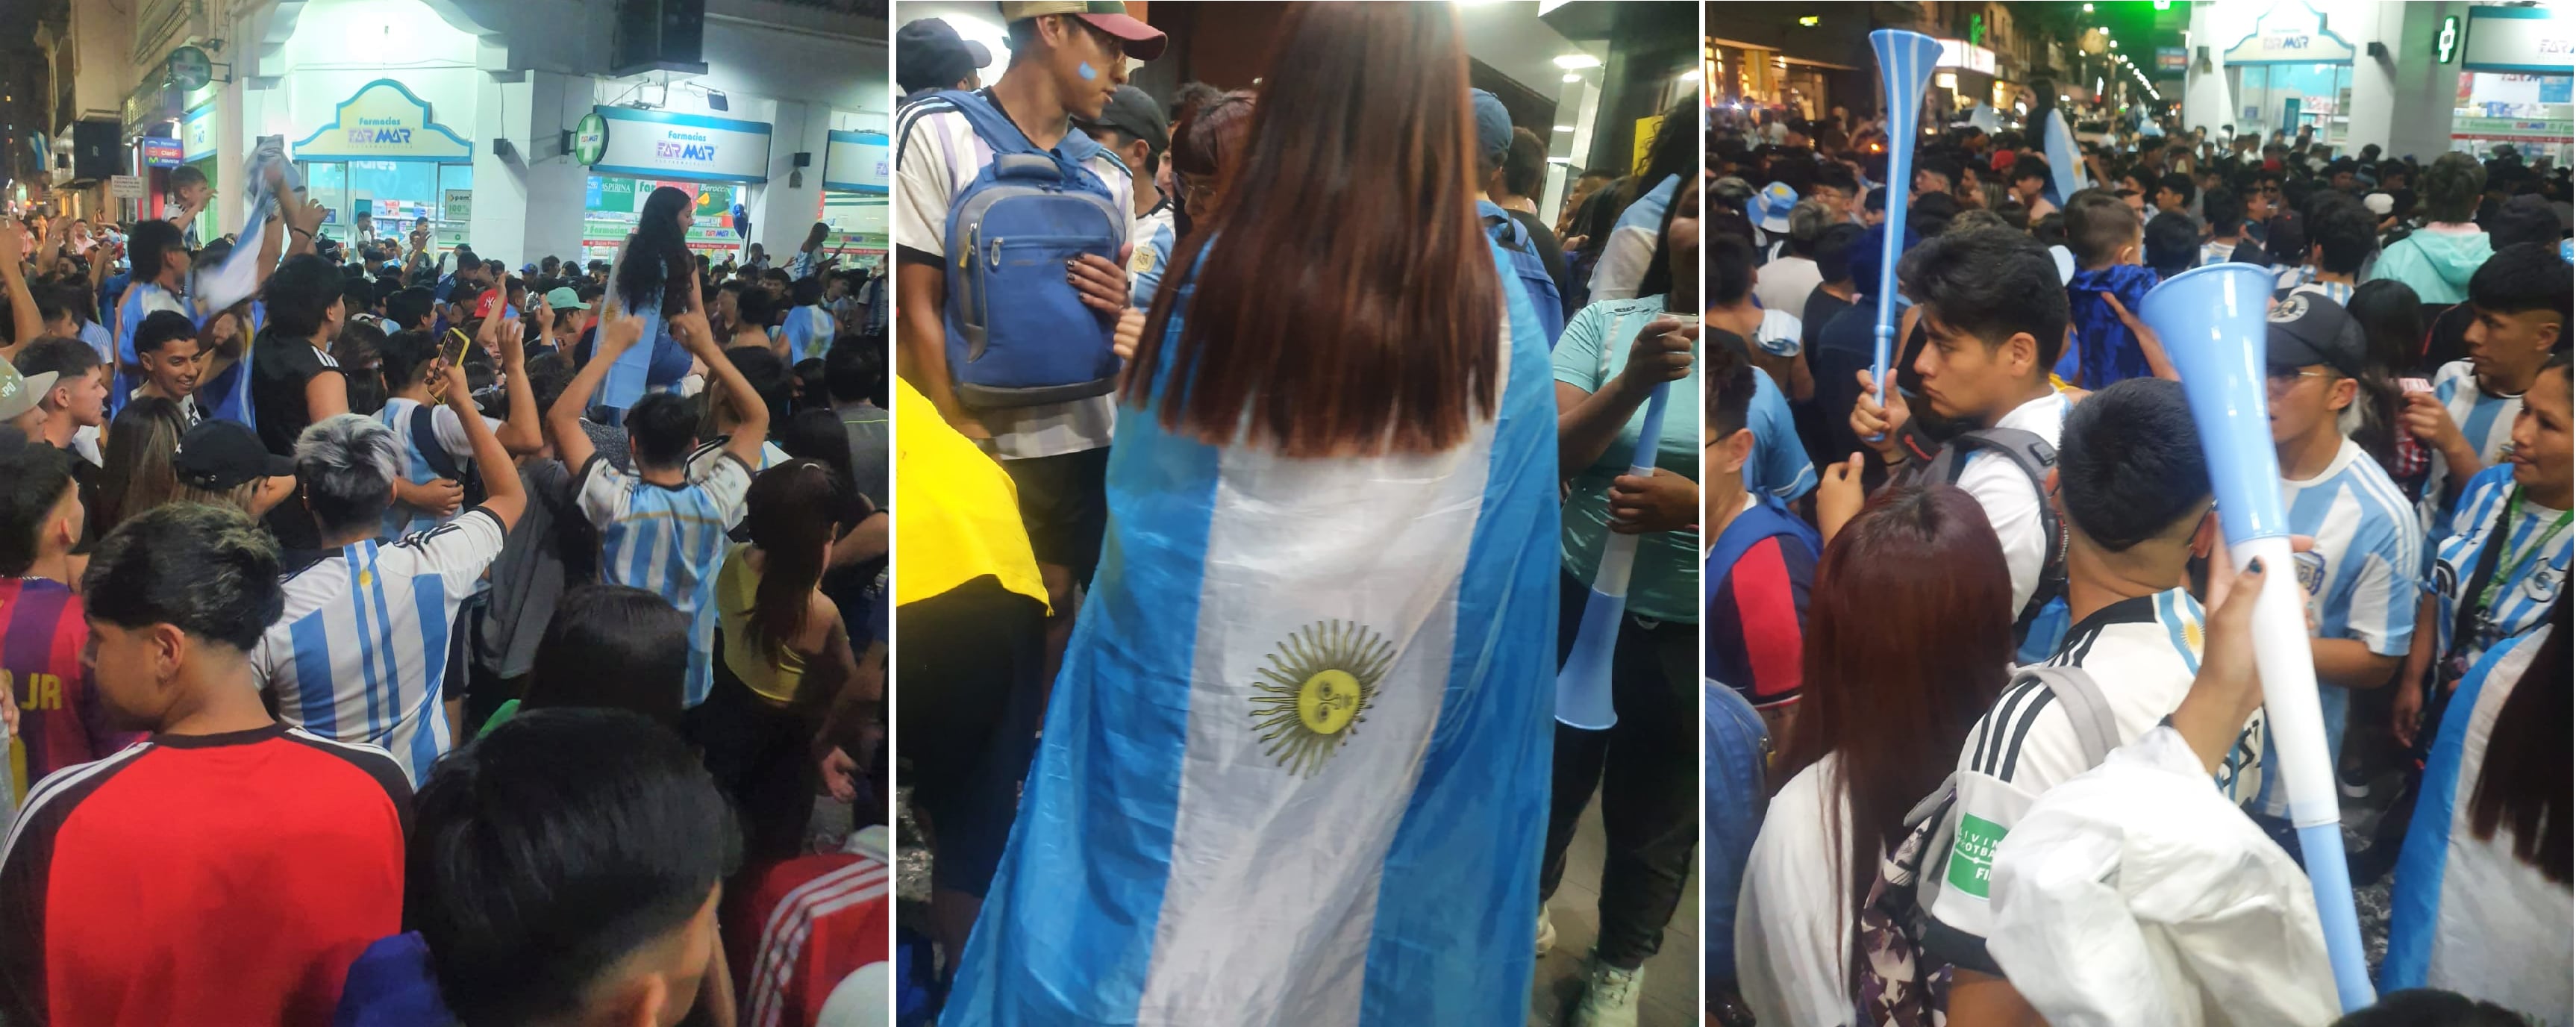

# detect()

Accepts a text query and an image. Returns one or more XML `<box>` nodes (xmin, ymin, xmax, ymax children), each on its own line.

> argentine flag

<box><xmin>942</xmin><ymin>245</ymin><xmax>1561</xmax><ymax>1026</ymax></box>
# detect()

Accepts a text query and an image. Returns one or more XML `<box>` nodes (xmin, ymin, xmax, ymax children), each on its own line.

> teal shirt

<box><xmin>1552</xmin><ymin>296</ymin><xmax>1701</xmax><ymax>623</ymax></box>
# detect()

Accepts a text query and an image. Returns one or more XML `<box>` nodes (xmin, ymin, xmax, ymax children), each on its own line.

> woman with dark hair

<box><xmin>709</xmin><ymin>458</ymin><xmax>859</xmax><ymax>861</ymax></box>
<box><xmin>600</xmin><ymin>185</ymin><xmax>704</xmax><ymax>414</ymax></box>
<box><xmin>1590</xmin><ymin>96</ymin><xmax>1700</xmax><ymax>301</ymax></box>
<box><xmin>1736</xmin><ymin>485</ymin><xmax>2014</xmax><ymax>1026</ymax></box>
<box><xmin>2346</xmin><ymin>278</ymin><xmax>2427</xmax><ymax>487</ymax></box>
<box><xmin>947</xmin><ymin>5</ymin><xmax>1560</xmax><ymax>1022</ymax></box>
<box><xmin>1166</xmin><ymin>89</ymin><xmax>1255</xmax><ymax>243</ymax></box>
<box><xmin>2383</xmin><ymin>353</ymin><xmax>2572</xmax><ymax>1018</ymax></box>
<box><xmin>501</xmin><ymin>584</ymin><xmax>693</xmax><ymax>734</ymax></box>
<box><xmin>1534</xmin><ymin>169</ymin><xmax>1701</xmax><ymax>1019</ymax></box>
<box><xmin>94</xmin><ymin>396</ymin><xmax>188</xmax><ymax>531</ymax></box>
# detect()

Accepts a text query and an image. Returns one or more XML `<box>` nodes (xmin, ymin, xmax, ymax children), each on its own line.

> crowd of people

<box><xmin>1701</xmin><ymin>90</ymin><xmax>2572</xmax><ymax>1027</ymax></box>
<box><xmin>0</xmin><ymin>141</ymin><xmax>894</xmax><ymax>1022</ymax></box>
<box><xmin>892</xmin><ymin>3</ymin><xmax>1700</xmax><ymax>1025</ymax></box>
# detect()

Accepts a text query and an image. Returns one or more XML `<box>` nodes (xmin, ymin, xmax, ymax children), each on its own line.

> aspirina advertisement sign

<box><xmin>588</xmin><ymin>107</ymin><xmax>773</xmax><ymax>185</ymax></box>
<box><xmin>292</xmin><ymin>80</ymin><xmax>473</xmax><ymax>162</ymax></box>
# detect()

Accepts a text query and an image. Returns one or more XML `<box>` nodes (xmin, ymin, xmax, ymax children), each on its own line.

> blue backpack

<box><xmin>910</xmin><ymin>89</ymin><xmax>1128</xmax><ymax>409</ymax></box>
<box><xmin>1480</xmin><ymin>201</ymin><xmax>1565</xmax><ymax>349</ymax></box>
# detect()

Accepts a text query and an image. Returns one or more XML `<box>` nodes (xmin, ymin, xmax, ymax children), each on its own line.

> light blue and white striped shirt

<box><xmin>248</xmin><ymin>509</ymin><xmax>509</xmax><ymax>784</ymax></box>
<box><xmin>2254</xmin><ymin>438</ymin><xmax>2422</xmax><ymax>816</ymax></box>
<box><xmin>577</xmin><ymin>452</ymin><xmax>755</xmax><ymax>708</ymax></box>
<box><xmin>2422</xmin><ymin>359</ymin><xmax>2525</xmax><ymax>525</ymax></box>
<box><xmin>2427</xmin><ymin>463</ymin><xmax>2571</xmax><ymax>668</ymax></box>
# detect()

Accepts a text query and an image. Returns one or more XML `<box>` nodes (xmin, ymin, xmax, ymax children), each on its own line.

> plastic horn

<box><xmin>1555</xmin><ymin>314</ymin><xmax>1692</xmax><ymax>729</ymax></box>
<box><xmin>2139</xmin><ymin>263</ymin><xmax>2375</xmax><ymax>1011</ymax></box>
<box><xmin>1865</xmin><ymin>29</ymin><xmax>1943</xmax><ymax>440</ymax></box>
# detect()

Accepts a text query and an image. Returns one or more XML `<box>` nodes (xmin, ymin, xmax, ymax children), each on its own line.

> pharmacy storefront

<box><xmin>820</xmin><ymin>127</ymin><xmax>889</xmax><ymax>268</ymax></box>
<box><xmin>291</xmin><ymin>79</ymin><xmax>475</xmax><ymax>248</ymax></box>
<box><xmin>2220</xmin><ymin>1</ymin><xmax>2359</xmax><ymax>149</ymax></box>
<box><xmin>578</xmin><ymin>106</ymin><xmax>769</xmax><ymax>263</ymax></box>
<box><xmin>2451</xmin><ymin>6</ymin><xmax>2576</xmax><ymax>166</ymax></box>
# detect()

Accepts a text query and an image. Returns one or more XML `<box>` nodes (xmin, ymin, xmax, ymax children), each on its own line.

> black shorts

<box><xmin>1001</xmin><ymin>446</ymin><xmax>1110</xmax><ymax>589</ymax></box>
<box><xmin>897</xmin><ymin>576</ymin><xmax>1048</xmax><ymax>897</ymax></box>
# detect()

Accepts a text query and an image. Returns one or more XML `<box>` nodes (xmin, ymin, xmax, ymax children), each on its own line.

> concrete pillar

<box><xmin>2385</xmin><ymin>1</ymin><xmax>2466</xmax><ymax>163</ymax></box>
<box><xmin>755</xmin><ymin>99</ymin><xmax>829</xmax><ymax>260</ymax></box>
<box><xmin>2339</xmin><ymin>0</ymin><xmax>2403</xmax><ymax>155</ymax></box>
<box><xmin>1545</xmin><ymin>74</ymin><xmax>1603</xmax><ymax>223</ymax></box>
<box><xmin>518</xmin><ymin>71</ymin><xmax>593</xmax><ymax>265</ymax></box>
<box><xmin>468</xmin><ymin>75</ymin><xmax>536</xmax><ymax>266</ymax></box>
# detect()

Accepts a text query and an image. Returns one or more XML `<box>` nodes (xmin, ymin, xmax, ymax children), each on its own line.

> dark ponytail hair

<box><xmin>2469</xmin><ymin>599</ymin><xmax>2569</xmax><ymax>884</ymax></box>
<box><xmin>742</xmin><ymin>460</ymin><xmax>841</xmax><ymax>660</ymax></box>
<box><xmin>616</xmin><ymin>187</ymin><xmax>697</xmax><ymax>319</ymax></box>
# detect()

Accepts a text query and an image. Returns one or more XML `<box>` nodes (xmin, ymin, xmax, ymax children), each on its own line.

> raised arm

<box><xmin>434</xmin><ymin>360</ymin><xmax>525</xmax><ymax>531</ymax></box>
<box><xmin>1</xmin><ymin>226</ymin><xmax>41</xmax><ymax>360</ymax></box>
<box><xmin>481</xmin><ymin>311</ymin><xmax>544</xmax><ymax>455</ymax></box>
<box><xmin>676</xmin><ymin>308</ymin><xmax>767</xmax><ymax>465</ymax></box>
<box><xmin>549</xmin><ymin>299</ymin><xmax>644</xmax><ymax>475</ymax></box>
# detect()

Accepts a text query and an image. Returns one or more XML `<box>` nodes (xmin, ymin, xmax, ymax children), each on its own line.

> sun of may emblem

<box><xmin>1249</xmin><ymin>619</ymin><xmax>1396</xmax><ymax>777</ymax></box>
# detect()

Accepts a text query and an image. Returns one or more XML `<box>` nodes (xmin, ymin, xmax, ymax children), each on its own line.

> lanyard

<box><xmin>2475</xmin><ymin>489</ymin><xmax>2573</xmax><ymax>618</ymax></box>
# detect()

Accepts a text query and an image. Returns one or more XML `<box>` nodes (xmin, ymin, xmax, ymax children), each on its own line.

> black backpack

<box><xmin>407</xmin><ymin>402</ymin><xmax>488</xmax><ymax>512</ymax></box>
<box><xmin>1896</xmin><ymin>426</ymin><xmax>2066</xmax><ymax>643</ymax></box>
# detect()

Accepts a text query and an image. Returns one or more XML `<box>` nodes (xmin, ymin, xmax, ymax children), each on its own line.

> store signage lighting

<box><xmin>2435</xmin><ymin>16</ymin><xmax>2459</xmax><ymax>63</ymax></box>
<box><xmin>1798</xmin><ymin>16</ymin><xmax>1819</xmax><ymax>27</ymax></box>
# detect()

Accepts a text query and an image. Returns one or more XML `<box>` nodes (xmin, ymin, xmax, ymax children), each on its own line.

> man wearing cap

<box><xmin>891</xmin><ymin>0</ymin><xmax>1162</xmax><ymax>959</ymax></box>
<box><xmin>1467</xmin><ymin>87</ymin><xmax>1565</xmax><ymax>343</ymax></box>
<box><xmin>897</xmin><ymin>17</ymin><xmax>995</xmax><ymax>103</ymax></box>
<box><xmin>1075</xmin><ymin>84</ymin><xmax>1174</xmax><ymax>308</ymax></box>
<box><xmin>540</xmin><ymin>286</ymin><xmax>590</xmax><ymax>353</ymax></box>
<box><xmin>2252</xmin><ymin>293</ymin><xmax>2419</xmax><ymax>833</ymax></box>
<box><xmin>0</xmin><ymin>357</ymin><xmax>54</xmax><ymax>439</ymax></box>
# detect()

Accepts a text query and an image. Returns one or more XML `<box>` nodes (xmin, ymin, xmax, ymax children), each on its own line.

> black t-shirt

<box><xmin>1800</xmin><ymin>285</ymin><xmax>1855</xmax><ymax>355</ymax></box>
<box><xmin>249</xmin><ymin>331</ymin><xmax>344</xmax><ymax>456</ymax></box>
<box><xmin>1505</xmin><ymin>207</ymin><xmax>1571</xmax><ymax>298</ymax></box>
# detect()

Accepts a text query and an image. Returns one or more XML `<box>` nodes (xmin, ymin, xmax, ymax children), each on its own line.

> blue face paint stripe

<box><xmin>1078</xmin><ymin>60</ymin><xmax>1099</xmax><ymax>81</ymax></box>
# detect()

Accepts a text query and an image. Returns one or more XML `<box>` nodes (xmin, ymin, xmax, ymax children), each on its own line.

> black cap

<box><xmin>173</xmin><ymin>419</ymin><xmax>296</xmax><ymax>490</ymax></box>
<box><xmin>896</xmin><ymin>19</ymin><xmax>992</xmax><ymax>94</ymax></box>
<box><xmin>2265</xmin><ymin>292</ymin><xmax>2367</xmax><ymax>378</ymax></box>
<box><xmin>1072</xmin><ymin>85</ymin><xmax>1169</xmax><ymax>155</ymax></box>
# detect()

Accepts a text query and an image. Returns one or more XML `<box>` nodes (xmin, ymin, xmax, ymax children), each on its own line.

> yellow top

<box><xmin>716</xmin><ymin>543</ymin><xmax>807</xmax><ymax>705</ymax></box>
<box><xmin>892</xmin><ymin>378</ymin><xmax>1051</xmax><ymax>612</ymax></box>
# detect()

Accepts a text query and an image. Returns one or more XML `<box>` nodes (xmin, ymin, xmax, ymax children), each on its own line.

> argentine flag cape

<box><xmin>942</xmin><ymin>244</ymin><xmax>1561</xmax><ymax>1026</ymax></box>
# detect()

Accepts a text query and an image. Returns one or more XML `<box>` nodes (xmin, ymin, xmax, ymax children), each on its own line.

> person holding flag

<box><xmin>938</xmin><ymin>6</ymin><xmax>1558</xmax><ymax>1024</ymax></box>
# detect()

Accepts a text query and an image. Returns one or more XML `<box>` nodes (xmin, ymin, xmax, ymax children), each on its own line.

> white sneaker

<box><xmin>1535</xmin><ymin>908</ymin><xmax>1557</xmax><ymax>955</ymax></box>
<box><xmin>1569</xmin><ymin>957</ymin><xmax>1642</xmax><ymax>1027</ymax></box>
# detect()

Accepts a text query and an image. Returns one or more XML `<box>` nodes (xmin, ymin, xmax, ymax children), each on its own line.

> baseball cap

<box><xmin>1468</xmin><ymin>89</ymin><xmax>1511</xmax><ymax>163</ymax></box>
<box><xmin>995</xmin><ymin>1</ymin><xmax>1166</xmax><ymax>61</ymax></box>
<box><xmin>0</xmin><ymin>357</ymin><xmax>57</xmax><ymax>424</ymax></box>
<box><xmin>544</xmin><ymin>286</ymin><xmax>588</xmax><ymax>312</ymax></box>
<box><xmin>2362</xmin><ymin>192</ymin><xmax>2394</xmax><ymax>216</ymax></box>
<box><xmin>173</xmin><ymin>419</ymin><xmax>296</xmax><ymax>491</ymax></box>
<box><xmin>2265</xmin><ymin>291</ymin><xmax>2367</xmax><ymax>378</ymax></box>
<box><xmin>519</xmin><ymin>262</ymin><xmax>539</xmax><ymax>275</ymax></box>
<box><xmin>1748</xmin><ymin>181</ymin><xmax>1798</xmax><ymax>234</ymax></box>
<box><xmin>896</xmin><ymin>18</ymin><xmax>994</xmax><ymax>93</ymax></box>
<box><xmin>1072</xmin><ymin>85</ymin><xmax>1169</xmax><ymax>154</ymax></box>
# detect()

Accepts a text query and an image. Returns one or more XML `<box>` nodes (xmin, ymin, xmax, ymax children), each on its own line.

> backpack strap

<box><xmin>2015</xmin><ymin>665</ymin><xmax>2122</xmax><ymax>767</ymax></box>
<box><xmin>916</xmin><ymin>88</ymin><xmax>1116</xmax><ymax>189</ymax></box>
<box><xmin>1914</xmin><ymin>426</ymin><xmax>2068</xmax><ymax>627</ymax></box>
<box><xmin>407</xmin><ymin>402</ymin><xmax>474</xmax><ymax>490</ymax></box>
<box><xmin>1478</xmin><ymin>199</ymin><xmax>1533</xmax><ymax>252</ymax></box>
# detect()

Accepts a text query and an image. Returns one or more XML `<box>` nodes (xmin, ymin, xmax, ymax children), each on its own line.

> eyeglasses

<box><xmin>2265</xmin><ymin>366</ymin><xmax>2331</xmax><ymax>393</ymax></box>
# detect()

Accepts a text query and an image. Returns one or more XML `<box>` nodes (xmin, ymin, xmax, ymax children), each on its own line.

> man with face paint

<box><xmin>1075</xmin><ymin>84</ymin><xmax>1173</xmax><ymax>308</ymax></box>
<box><xmin>892</xmin><ymin>0</ymin><xmax>1163</xmax><ymax>966</ymax></box>
<box><xmin>0</xmin><ymin>502</ymin><xmax>410</xmax><ymax>1026</ymax></box>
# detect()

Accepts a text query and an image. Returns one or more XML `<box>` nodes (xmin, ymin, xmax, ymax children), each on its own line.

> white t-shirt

<box><xmin>1753</xmin><ymin>256</ymin><xmax>1823</xmax><ymax>319</ymax></box>
<box><xmin>893</xmin><ymin>96</ymin><xmax>1132</xmax><ymax>461</ymax></box>
<box><xmin>1959</xmin><ymin>392</ymin><xmax>2069</xmax><ymax>616</ymax></box>
<box><xmin>1736</xmin><ymin>753</ymin><xmax>1859</xmax><ymax>1027</ymax></box>
<box><xmin>1922</xmin><ymin>588</ymin><xmax>2266</xmax><ymax>976</ymax></box>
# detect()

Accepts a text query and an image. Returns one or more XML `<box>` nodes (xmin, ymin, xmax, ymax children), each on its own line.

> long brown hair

<box><xmin>1778</xmin><ymin>486</ymin><xmax>2015</xmax><ymax>992</ymax></box>
<box><xmin>740</xmin><ymin>460</ymin><xmax>840</xmax><ymax>661</ymax></box>
<box><xmin>2469</xmin><ymin>599</ymin><xmax>2569</xmax><ymax>884</ymax></box>
<box><xmin>1122</xmin><ymin>2</ymin><xmax>1500</xmax><ymax>458</ymax></box>
<box><xmin>96</xmin><ymin>397</ymin><xmax>188</xmax><ymax>531</ymax></box>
